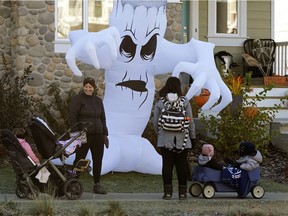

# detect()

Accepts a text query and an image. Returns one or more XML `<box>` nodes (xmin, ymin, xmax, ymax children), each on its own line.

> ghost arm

<box><xmin>65</xmin><ymin>27</ymin><xmax>120</xmax><ymax>77</ymax></box>
<box><xmin>172</xmin><ymin>39</ymin><xmax>232</xmax><ymax>112</ymax></box>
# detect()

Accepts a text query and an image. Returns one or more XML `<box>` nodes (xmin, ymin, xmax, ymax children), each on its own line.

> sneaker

<box><xmin>93</xmin><ymin>183</ymin><xmax>107</xmax><ymax>194</ymax></box>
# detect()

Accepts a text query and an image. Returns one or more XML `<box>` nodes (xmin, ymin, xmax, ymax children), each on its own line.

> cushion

<box><xmin>242</xmin><ymin>53</ymin><xmax>260</xmax><ymax>67</ymax></box>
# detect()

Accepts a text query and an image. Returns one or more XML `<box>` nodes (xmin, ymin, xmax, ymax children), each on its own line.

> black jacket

<box><xmin>69</xmin><ymin>91</ymin><xmax>108</xmax><ymax>135</ymax></box>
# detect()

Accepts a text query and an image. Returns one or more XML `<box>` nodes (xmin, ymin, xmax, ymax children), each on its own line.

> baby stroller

<box><xmin>189</xmin><ymin>166</ymin><xmax>265</xmax><ymax>199</ymax></box>
<box><xmin>1</xmin><ymin>116</ymin><xmax>91</xmax><ymax>200</ymax></box>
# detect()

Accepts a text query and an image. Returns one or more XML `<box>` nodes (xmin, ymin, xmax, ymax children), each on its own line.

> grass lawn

<box><xmin>1</xmin><ymin>164</ymin><xmax>288</xmax><ymax>194</ymax></box>
<box><xmin>1</xmin><ymin>164</ymin><xmax>288</xmax><ymax>216</ymax></box>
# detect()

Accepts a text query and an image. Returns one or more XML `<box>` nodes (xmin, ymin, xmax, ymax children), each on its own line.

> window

<box><xmin>208</xmin><ymin>0</ymin><xmax>247</xmax><ymax>46</ymax></box>
<box><xmin>55</xmin><ymin>0</ymin><xmax>181</xmax><ymax>53</ymax></box>
<box><xmin>55</xmin><ymin>0</ymin><xmax>113</xmax><ymax>53</ymax></box>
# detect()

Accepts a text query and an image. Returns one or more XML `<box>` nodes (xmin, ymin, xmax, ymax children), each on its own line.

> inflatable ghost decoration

<box><xmin>65</xmin><ymin>0</ymin><xmax>232</xmax><ymax>175</ymax></box>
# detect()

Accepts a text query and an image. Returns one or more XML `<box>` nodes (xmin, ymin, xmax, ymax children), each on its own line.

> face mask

<box><xmin>166</xmin><ymin>93</ymin><xmax>178</xmax><ymax>102</ymax></box>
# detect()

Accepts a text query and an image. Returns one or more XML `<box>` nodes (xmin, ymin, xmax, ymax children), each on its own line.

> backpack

<box><xmin>158</xmin><ymin>96</ymin><xmax>190</xmax><ymax>133</ymax></box>
<box><xmin>158</xmin><ymin>96</ymin><xmax>190</xmax><ymax>152</ymax></box>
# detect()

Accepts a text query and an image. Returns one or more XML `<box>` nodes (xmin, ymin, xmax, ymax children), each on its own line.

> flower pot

<box><xmin>263</xmin><ymin>76</ymin><xmax>288</xmax><ymax>86</ymax></box>
<box><xmin>193</xmin><ymin>95</ymin><xmax>209</xmax><ymax>107</ymax></box>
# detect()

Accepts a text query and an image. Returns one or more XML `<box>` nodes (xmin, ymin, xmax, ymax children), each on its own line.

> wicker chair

<box><xmin>242</xmin><ymin>39</ymin><xmax>276</xmax><ymax>77</ymax></box>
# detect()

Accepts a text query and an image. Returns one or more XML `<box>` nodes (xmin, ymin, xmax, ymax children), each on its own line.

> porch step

<box><xmin>246</xmin><ymin>86</ymin><xmax>288</xmax><ymax>119</ymax></box>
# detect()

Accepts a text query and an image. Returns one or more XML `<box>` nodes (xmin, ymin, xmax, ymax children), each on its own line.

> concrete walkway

<box><xmin>1</xmin><ymin>192</ymin><xmax>288</xmax><ymax>202</ymax></box>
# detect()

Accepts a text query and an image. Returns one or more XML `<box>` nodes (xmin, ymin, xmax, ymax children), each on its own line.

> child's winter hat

<box><xmin>83</xmin><ymin>77</ymin><xmax>96</xmax><ymax>89</ymax></box>
<box><xmin>239</xmin><ymin>141</ymin><xmax>256</xmax><ymax>156</ymax></box>
<box><xmin>202</xmin><ymin>144</ymin><xmax>214</xmax><ymax>156</ymax></box>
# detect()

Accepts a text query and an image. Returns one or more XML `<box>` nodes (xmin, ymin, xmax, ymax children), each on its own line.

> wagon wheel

<box><xmin>251</xmin><ymin>185</ymin><xmax>265</xmax><ymax>199</ymax></box>
<box><xmin>202</xmin><ymin>183</ymin><xmax>215</xmax><ymax>199</ymax></box>
<box><xmin>189</xmin><ymin>183</ymin><xmax>202</xmax><ymax>197</ymax></box>
<box><xmin>63</xmin><ymin>178</ymin><xmax>83</xmax><ymax>200</ymax></box>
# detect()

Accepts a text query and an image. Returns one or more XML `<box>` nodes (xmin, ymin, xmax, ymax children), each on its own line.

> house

<box><xmin>0</xmin><ymin>0</ymin><xmax>287</xmax><ymax>151</ymax></box>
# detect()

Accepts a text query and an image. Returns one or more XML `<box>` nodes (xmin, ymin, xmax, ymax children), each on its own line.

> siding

<box><xmin>197</xmin><ymin>0</ymin><xmax>272</xmax><ymax>74</ymax></box>
<box><xmin>198</xmin><ymin>0</ymin><xmax>208</xmax><ymax>42</ymax></box>
<box><xmin>247</xmin><ymin>1</ymin><xmax>272</xmax><ymax>38</ymax></box>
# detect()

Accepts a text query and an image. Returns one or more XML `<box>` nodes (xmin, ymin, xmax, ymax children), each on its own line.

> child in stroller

<box><xmin>1</xmin><ymin>116</ymin><xmax>91</xmax><ymax>200</ymax></box>
<box><xmin>13</xmin><ymin>128</ymin><xmax>41</xmax><ymax>166</ymax></box>
<box><xmin>189</xmin><ymin>142</ymin><xmax>265</xmax><ymax>199</ymax></box>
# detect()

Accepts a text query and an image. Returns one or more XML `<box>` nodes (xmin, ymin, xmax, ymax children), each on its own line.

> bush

<box><xmin>39</xmin><ymin>82</ymin><xmax>78</xmax><ymax>135</ymax></box>
<box><xmin>0</xmin><ymin>54</ymin><xmax>42</xmax><ymax>130</ymax></box>
<box><xmin>200</xmin><ymin>71</ymin><xmax>285</xmax><ymax>157</ymax></box>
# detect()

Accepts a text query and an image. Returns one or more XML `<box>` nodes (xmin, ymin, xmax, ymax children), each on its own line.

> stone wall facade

<box><xmin>0</xmin><ymin>0</ymin><xmax>183</xmax><ymax>104</ymax></box>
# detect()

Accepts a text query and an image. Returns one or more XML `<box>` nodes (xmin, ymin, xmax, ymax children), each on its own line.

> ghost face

<box><xmin>110</xmin><ymin>1</ymin><xmax>167</xmax><ymax>65</ymax></box>
<box><xmin>105</xmin><ymin>1</ymin><xmax>168</xmax><ymax>110</ymax></box>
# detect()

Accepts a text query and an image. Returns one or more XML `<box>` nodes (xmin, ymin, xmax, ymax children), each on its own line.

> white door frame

<box><xmin>189</xmin><ymin>0</ymin><xmax>199</xmax><ymax>40</ymax></box>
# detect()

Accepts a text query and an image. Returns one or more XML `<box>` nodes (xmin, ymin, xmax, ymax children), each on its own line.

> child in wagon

<box><xmin>198</xmin><ymin>143</ymin><xmax>225</xmax><ymax>170</ymax></box>
<box><xmin>224</xmin><ymin>141</ymin><xmax>263</xmax><ymax>198</ymax></box>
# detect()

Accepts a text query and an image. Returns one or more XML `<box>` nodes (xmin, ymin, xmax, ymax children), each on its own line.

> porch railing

<box><xmin>274</xmin><ymin>41</ymin><xmax>288</xmax><ymax>76</ymax></box>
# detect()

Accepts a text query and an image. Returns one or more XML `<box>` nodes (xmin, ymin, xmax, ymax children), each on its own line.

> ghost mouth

<box><xmin>115</xmin><ymin>71</ymin><xmax>149</xmax><ymax>109</ymax></box>
<box><xmin>115</xmin><ymin>80</ymin><xmax>147</xmax><ymax>92</ymax></box>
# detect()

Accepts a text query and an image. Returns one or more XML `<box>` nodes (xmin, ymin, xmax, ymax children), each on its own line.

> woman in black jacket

<box><xmin>69</xmin><ymin>77</ymin><xmax>109</xmax><ymax>194</ymax></box>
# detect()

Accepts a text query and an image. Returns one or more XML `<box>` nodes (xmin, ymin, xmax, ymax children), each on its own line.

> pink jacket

<box><xmin>18</xmin><ymin>138</ymin><xmax>40</xmax><ymax>165</ymax></box>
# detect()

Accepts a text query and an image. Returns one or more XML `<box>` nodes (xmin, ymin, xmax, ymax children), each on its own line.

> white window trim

<box><xmin>54</xmin><ymin>0</ymin><xmax>91</xmax><ymax>53</ymax></box>
<box><xmin>207</xmin><ymin>0</ymin><xmax>247</xmax><ymax>47</ymax></box>
<box><xmin>54</xmin><ymin>0</ymin><xmax>182</xmax><ymax>53</ymax></box>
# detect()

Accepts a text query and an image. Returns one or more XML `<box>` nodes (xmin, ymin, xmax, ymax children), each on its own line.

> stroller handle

<box><xmin>69</xmin><ymin>121</ymin><xmax>92</xmax><ymax>132</ymax></box>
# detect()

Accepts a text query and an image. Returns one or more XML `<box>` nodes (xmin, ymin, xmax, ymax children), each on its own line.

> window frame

<box><xmin>54</xmin><ymin>0</ymin><xmax>182</xmax><ymax>53</ymax></box>
<box><xmin>207</xmin><ymin>0</ymin><xmax>247</xmax><ymax>47</ymax></box>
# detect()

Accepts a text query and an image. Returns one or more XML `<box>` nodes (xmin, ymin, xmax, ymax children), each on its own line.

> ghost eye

<box><xmin>119</xmin><ymin>35</ymin><xmax>137</xmax><ymax>62</ymax></box>
<box><xmin>140</xmin><ymin>34</ymin><xmax>158</xmax><ymax>61</ymax></box>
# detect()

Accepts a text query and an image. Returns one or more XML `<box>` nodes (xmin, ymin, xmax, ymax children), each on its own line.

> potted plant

<box><xmin>263</xmin><ymin>74</ymin><xmax>288</xmax><ymax>86</ymax></box>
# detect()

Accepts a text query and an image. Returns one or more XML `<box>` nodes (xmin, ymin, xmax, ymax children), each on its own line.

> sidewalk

<box><xmin>1</xmin><ymin>192</ymin><xmax>288</xmax><ymax>202</ymax></box>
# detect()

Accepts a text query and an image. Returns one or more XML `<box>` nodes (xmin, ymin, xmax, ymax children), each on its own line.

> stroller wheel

<box><xmin>23</xmin><ymin>184</ymin><xmax>39</xmax><ymax>200</ymax></box>
<box><xmin>189</xmin><ymin>183</ymin><xmax>202</xmax><ymax>197</ymax></box>
<box><xmin>202</xmin><ymin>183</ymin><xmax>215</xmax><ymax>199</ymax></box>
<box><xmin>15</xmin><ymin>185</ymin><xmax>26</xmax><ymax>199</ymax></box>
<box><xmin>251</xmin><ymin>185</ymin><xmax>265</xmax><ymax>199</ymax></box>
<box><xmin>63</xmin><ymin>178</ymin><xmax>83</xmax><ymax>200</ymax></box>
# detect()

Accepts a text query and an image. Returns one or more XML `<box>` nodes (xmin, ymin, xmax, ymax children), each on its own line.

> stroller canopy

<box><xmin>29</xmin><ymin>117</ymin><xmax>57</xmax><ymax>159</ymax></box>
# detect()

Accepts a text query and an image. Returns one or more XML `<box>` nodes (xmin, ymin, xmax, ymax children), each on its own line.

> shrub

<box><xmin>200</xmin><ymin>70</ymin><xmax>285</xmax><ymax>157</ymax></box>
<box><xmin>39</xmin><ymin>82</ymin><xmax>78</xmax><ymax>135</ymax></box>
<box><xmin>0</xmin><ymin>54</ymin><xmax>43</xmax><ymax>130</ymax></box>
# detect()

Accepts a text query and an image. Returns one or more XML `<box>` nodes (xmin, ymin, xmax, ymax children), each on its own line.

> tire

<box><xmin>63</xmin><ymin>178</ymin><xmax>83</xmax><ymax>200</ymax></box>
<box><xmin>15</xmin><ymin>185</ymin><xmax>26</xmax><ymax>199</ymax></box>
<box><xmin>189</xmin><ymin>183</ymin><xmax>202</xmax><ymax>197</ymax></box>
<box><xmin>23</xmin><ymin>184</ymin><xmax>39</xmax><ymax>200</ymax></box>
<box><xmin>202</xmin><ymin>183</ymin><xmax>215</xmax><ymax>199</ymax></box>
<box><xmin>251</xmin><ymin>185</ymin><xmax>265</xmax><ymax>199</ymax></box>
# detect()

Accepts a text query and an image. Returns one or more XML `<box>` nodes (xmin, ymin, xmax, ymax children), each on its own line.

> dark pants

<box><xmin>160</xmin><ymin>147</ymin><xmax>188</xmax><ymax>186</ymax></box>
<box><xmin>237</xmin><ymin>169</ymin><xmax>250</xmax><ymax>198</ymax></box>
<box><xmin>73</xmin><ymin>134</ymin><xmax>104</xmax><ymax>184</ymax></box>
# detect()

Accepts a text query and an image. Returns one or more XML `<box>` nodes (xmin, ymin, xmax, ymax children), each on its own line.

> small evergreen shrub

<box><xmin>39</xmin><ymin>82</ymin><xmax>78</xmax><ymax>135</ymax></box>
<box><xmin>0</xmin><ymin>54</ymin><xmax>42</xmax><ymax>130</ymax></box>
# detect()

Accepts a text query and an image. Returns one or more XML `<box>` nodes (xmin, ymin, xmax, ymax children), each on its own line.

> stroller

<box><xmin>189</xmin><ymin>166</ymin><xmax>265</xmax><ymax>199</ymax></box>
<box><xmin>1</xmin><ymin>116</ymin><xmax>91</xmax><ymax>200</ymax></box>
